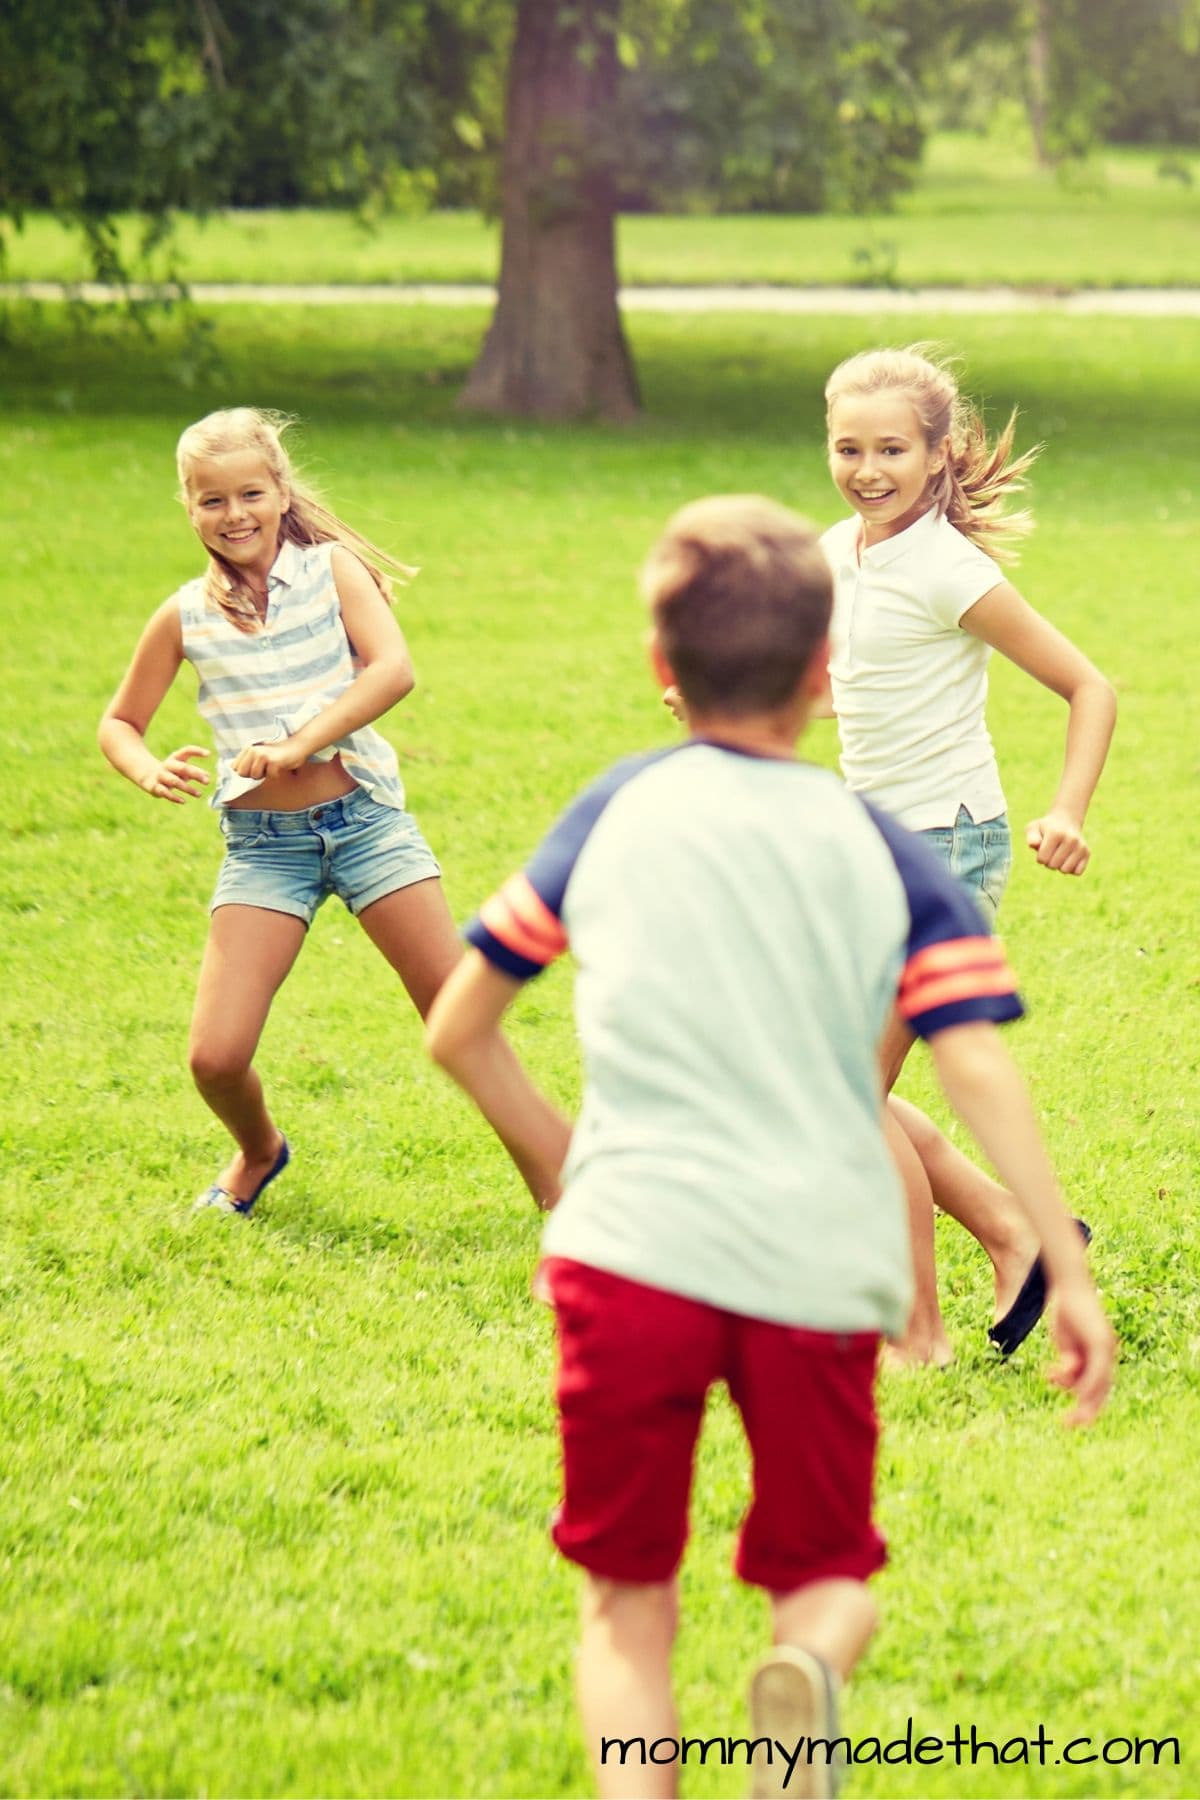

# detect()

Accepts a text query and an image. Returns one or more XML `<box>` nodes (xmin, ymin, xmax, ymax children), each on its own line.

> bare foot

<box><xmin>881</xmin><ymin>1324</ymin><xmax>955</xmax><ymax>1371</ymax></box>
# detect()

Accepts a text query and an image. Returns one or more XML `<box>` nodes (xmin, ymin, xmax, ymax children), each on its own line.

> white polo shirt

<box><xmin>821</xmin><ymin>507</ymin><xmax>1007</xmax><ymax>830</ymax></box>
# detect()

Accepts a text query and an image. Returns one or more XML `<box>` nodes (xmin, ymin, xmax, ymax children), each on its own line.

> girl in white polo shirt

<box><xmin>100</xmin><ymin>408</ymin><xmax>468</xmax><ymax>1215</ymax></box>
<box><xmin>821</xmin><ymin>345</ymin><xmax>1116</xmax><ymax>1365</ymax></box>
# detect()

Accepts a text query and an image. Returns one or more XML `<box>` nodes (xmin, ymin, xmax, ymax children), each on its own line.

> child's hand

<box><xmin>140</xmin><ymin>745</ymin><xmax>210</xmax><ymax>804</ymax></box>
<box><xmin>232</xmin><ymin>738</ymin><xmax>309</xmax><ymax>781</ymax></box>
<box><xmin>1026</xmin><ymin>809</ymin><xmax>1090</xmax><ymax>875</ymax></box>
<box><xmin>531</xmin><ymin>1263</ymin><xmax>554</xmax><ymax>1305</ymax></box>
<box><xmin>1046</xmin><ymin>1281</ymin><xmax>1116</xmax><ymax>1426</ymax></box>
<box><xmin>662</xmin><ymin>685</ymin><xmax>686</xmax><ymax>723</ymax></box>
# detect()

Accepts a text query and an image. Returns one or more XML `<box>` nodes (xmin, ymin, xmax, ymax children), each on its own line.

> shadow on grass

<box><xmin>4</xmin><ymin>300</ymin><xmax>1197</xmax><ymax>451</ymax></box>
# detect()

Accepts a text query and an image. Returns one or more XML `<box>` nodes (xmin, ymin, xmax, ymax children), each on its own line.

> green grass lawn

<box><xmin>3</xmin><ymin>134</ymin><xmax>1199</xmax><ymax>291</ymax></box>
<box><xmin>1</xmin><ymin>301</ymin><xmax>1198</xmax><ymax>1798</ymax></box>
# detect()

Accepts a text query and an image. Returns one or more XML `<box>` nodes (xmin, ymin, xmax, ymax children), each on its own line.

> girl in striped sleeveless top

<box><xmin>99</xmin><ymin>408</ymin><xmax>465</xmax><ymax>1214</ymax></box>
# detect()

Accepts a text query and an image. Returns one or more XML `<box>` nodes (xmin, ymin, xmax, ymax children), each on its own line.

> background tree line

<box><xmin>4</xmin><ymin>0</ymin><xmax>1197</xmax><ymax>231</ymax></box>
<box><xmin>3</xmin><ymin>0</ymin><xmax>1196</xmax><ymax>417</ymax></box>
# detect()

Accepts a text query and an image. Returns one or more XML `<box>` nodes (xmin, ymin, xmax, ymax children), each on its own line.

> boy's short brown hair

<box><xmin>642</xmin><ymin>495</ymin><xmax>832</xmax><ymax>717</ymax></box>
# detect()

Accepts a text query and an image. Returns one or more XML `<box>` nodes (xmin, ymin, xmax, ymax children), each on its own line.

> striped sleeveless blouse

<box><xmin>175</xmin><ymin>538</ymin><xmax>407</xmax><ymax>811</ymax></box>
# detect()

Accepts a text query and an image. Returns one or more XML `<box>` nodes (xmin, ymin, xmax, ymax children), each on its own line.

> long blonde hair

<box><xmin>176</xmin><ymin>408</ymin><xmax>416</xmax><ymax>632</ymax></box>
<box><xmin>824</xmin><ymin>346</ymin><xmax>1040</xmax><ymax>562</ymax></box>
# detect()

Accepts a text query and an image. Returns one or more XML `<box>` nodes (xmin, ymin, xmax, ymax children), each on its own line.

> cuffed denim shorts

<box><xmin>211</xmin><ymin>787</ymin><xmax>442</xmax><ymax>925</ymax></box>
<box><xmin>917</xmin><ymin>804</ymin><xmax>1011</xmax><ymax>924</ymax></box>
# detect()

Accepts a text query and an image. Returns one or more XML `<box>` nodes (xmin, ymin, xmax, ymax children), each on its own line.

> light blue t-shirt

<box><xmin>467</xmin><ymin>741</ymin><xmax>1022</xmax><ymax>1335</ymax></box>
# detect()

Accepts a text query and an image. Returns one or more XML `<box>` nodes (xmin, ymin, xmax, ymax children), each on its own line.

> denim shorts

<box><xmin>212</xmin><ymin>787</ymin><xmax>442</xmax><ymax>925</ymax></box>
<box><xmin>917</xmin><ymin>805</ymin><xmax>1011</xmax><ymax>924</ymax></box>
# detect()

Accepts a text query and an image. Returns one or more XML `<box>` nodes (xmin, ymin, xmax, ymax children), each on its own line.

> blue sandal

<box><xmin>193</xmin><ymin>1136</ymin><xmax>290</xmax><ymax>1215</ymax></box>
<box><xmin>988</xmin><ymin>1217</ymin><xmax>1092</xmax><ymax>1358</ymax></box>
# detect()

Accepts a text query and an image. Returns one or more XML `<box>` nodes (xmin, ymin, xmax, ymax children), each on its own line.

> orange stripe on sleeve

<box><xmin>478</xmin><ymin>873</ymin><xmax>568</xmax><ymax>966</ymax></box>
<box><xmin>899</xmin><ymin>936</ymin><xmax>1006</xmax><ymax>989</ymax></box>
<box><xmin>899</xmin><ymin>942</ymin><xmax>1005</xmax><ymax>1001</ymax></box>
<box><xmin>899</xmin><ymin>966</ymin><xmax>1019</xmax><ymax>1018</ymax></box>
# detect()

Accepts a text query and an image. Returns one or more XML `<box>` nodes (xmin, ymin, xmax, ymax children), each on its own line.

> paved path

<box><xmin>6</xmin><ymin>280</ymin><xmax>1200</xmax><ymax>315</ymax></box>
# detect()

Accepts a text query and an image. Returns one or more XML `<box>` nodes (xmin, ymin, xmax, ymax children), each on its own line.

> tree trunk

<box><xmin>458</xmin><ymin>0</ymin><xmax>639</xmax><ymax>421</ymax></box>
<box><xmin>1026</xmin><ymin>0</ymin><xmax>1054</xmax><ymax>169</ymax></box>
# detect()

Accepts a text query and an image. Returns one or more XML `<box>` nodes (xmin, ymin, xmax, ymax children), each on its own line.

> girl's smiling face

<box><xmin>185</xmin><ymin>449</ymin><xmax>289</xmax><ymax>580</ymax></box>
<box><xmin>828</xmin><ymin>391</ymin><xmax>947</xmax><ymax>544</ymax></box>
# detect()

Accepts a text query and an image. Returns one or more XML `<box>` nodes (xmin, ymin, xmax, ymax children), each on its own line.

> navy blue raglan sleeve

<box><xmin>463</xmin><ymin>751</ymin><xmax>669</xmax><ymax>982</ymax></box>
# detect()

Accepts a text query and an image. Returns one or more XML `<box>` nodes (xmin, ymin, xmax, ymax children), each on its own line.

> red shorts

<box><xmin>543</xmin><ymin>1257</ymin><xmax>886</xmax><ymax>1591</ymax></box>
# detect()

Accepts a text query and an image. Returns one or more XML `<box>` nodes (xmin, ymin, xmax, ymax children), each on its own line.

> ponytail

<box><xmin>928</xmin><ymin>405</ymin><xmax>1039</xmax><ymax>562</ymax></box>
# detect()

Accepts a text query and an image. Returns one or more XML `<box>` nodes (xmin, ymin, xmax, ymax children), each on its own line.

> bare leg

<box><xmin>189</xmin><ymin>905</ymin><xmax>307</xmax><ymax>1200</ymax></box>
<box><xmin>879</xmin><ymin>1013</ymin><xmax>953</xmax><ymax>1367</ymax></box>
<box><xmin>770</xmin><ymin>1579</ymin><xmax>878</xmax><ymax>1682</ymax></box>
<box><xmin>578</xmin><ymin>1576</ymin><xmax>679</xmax><ymax>1799</ymax></box>
<box><xmin>888</xmin><ymin>1094</ymin><xmax>1040</xmax><ymax>1322</ymax></box>
<box><xmin>881</xmin><ymin>1010</ymin><xmax>1042</xmax><ymax>1344</ymax></box>
<box><xmin>360</xmin><ymin>878</ymin><xmax>565</xmax><ymax>1200</ymax></box>
<box><xmin>355</xmin><ymin>876</ymin><xmax>463</xmax><ymax>1017</ymax></box>
<box><xmin>749</xmin><ymin>1582</ymin><xmax>878</xmax><ymax>1798</ymax></box>
<box><xmin>882</xmin><ymin>1107</ymin><xmax>954</xmax><ymax>1368</ymax></box>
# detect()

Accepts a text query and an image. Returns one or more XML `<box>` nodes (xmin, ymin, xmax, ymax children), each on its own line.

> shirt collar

<box><xmin>859</xmin><ymin>504</ymin><xmax>941</xmax><ymax>569</ymax></box>
<box><xmin>267</xmin><ymin>537</ymin><xmax>302</xmax><ymax>590</ymax></box>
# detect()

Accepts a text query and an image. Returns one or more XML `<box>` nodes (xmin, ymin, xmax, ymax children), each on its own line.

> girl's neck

<box><xmin>859</xmin><ymin>495</ymin><xmax>936</xmax><ymax>550</ymax></box>
<box><xmin>221</xmin><ymin>534</ymin><xmax>280</xmax><ymax>603</ymax></box>
<box><xmin>245</xmin><ymin>541</ymin><xmax>279</xmax><ymax>589</ymax></box>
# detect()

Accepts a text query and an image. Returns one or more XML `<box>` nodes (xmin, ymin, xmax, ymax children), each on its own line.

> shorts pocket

<box><xmin>221</xmin><ymin>820</ymin><xmax>271</xmax><ymax>853</ymax></box>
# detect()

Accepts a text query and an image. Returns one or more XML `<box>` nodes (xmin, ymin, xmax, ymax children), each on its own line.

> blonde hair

<box><xmin>642</xmin><ymin>495</ymin><xmax>832</xmax><ymax>716</ymax></box>
<box><xmin>176</xmin><ymin>408</ymin><xmax>416</xmax><ymax>632</ymax></box>
<box><xmin>824</xmin><ymin>346</ymin><xmax>1039</xmax><ymax>562</ymax></box>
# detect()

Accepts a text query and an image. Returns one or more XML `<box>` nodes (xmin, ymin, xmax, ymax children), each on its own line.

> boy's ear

<box><xmin>803</xmin><ymin>634</ymin><xmax>832</xmax><ymax>702</ymax></box>
<box><xmin>647</xmin><ymin>629</ymin><xmax>676</xmax><ymax>691</ymax></box>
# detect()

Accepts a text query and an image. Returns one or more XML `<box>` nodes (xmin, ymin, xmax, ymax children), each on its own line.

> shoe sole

<box><xmin>748</xmin><ymin>1646</ymin><xmax>841</xmax><ymax>1799</ymax></box>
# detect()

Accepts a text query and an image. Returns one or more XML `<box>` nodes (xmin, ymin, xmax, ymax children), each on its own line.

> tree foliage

<box><xmin>589</xmin><ymin>0</ymin><xmax>923</xmax><ymax>215</ymax></box>
<box><xmin>1065</xmin><ymin>0</ymin><xmax>1200</xmax><ymax>148</ymax></box>
<box><xmin>3</xmin><ymin>0</ymin><xmax>1196</xmax><ymax>257</ymax></box>
<box><xmin>0</xmin><ymin>0</ymin><xmax>487</xmax><ymax>248</ymax></box>
<box><xmin>918</xmin><ymin>0</ymin><xmax>1200</xmax><ymax>157</ymax></box>
<box><xmin>1</xmin><ymin>0</ymin><xmax>931</xmax><ymax>242</ymax></box>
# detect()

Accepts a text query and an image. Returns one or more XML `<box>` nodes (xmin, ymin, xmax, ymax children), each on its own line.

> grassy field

<box><xmin>1</xmin><ymin>299</ymin><xmax>1198</xmax><ymax>1799</ymax></box>
<box><xmin>2</xmin><ymin>135</ymin><xmax>1199</xmax><ymax>291</ymax></box>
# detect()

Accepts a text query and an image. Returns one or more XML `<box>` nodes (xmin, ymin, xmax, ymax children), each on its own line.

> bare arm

<box><xmin>929</xmin><ymin>1020</ymin><xmax>1115</xmax><ymax>1425</ymax></box>
<box><xmin>231</xmin><ymin>546</ymin><xmax>416</xmax><ymax>782</ymax></box>
<box><xmin>426</xmin><ymin>950</ymin><xmax>574</xmax><ymax>1211</ymax></box>
<box><xmin>962</xmin><ymin>580</ymin><xmax>1116</xmax><ymax>875</ymax></box>
<box><xmin>97</xmin><ymin>599</ymin><xmax>211</xmax><ymax>803</ymax></box>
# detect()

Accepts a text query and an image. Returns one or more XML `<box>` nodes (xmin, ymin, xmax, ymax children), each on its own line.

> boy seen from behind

<box><xmin>425</xmin><ymin>496</ymin><xmax>1114</xmax><ymax>1800</ymax></box>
